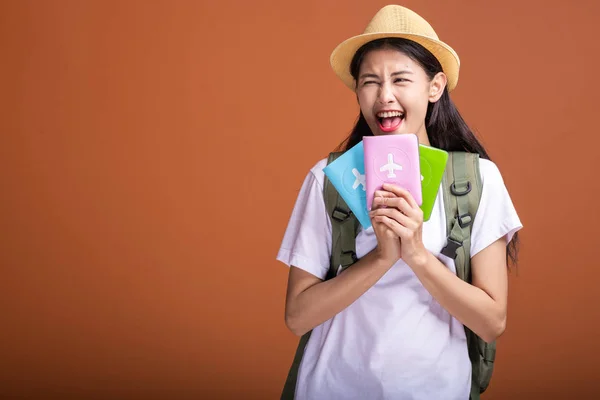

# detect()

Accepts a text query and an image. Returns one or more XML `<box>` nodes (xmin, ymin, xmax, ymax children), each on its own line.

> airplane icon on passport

<box><xmin>379</xmin><ymin>153</ymin><xmax>403</xmax><ymax>178</ymax></box>
<box><xmin>351</xmin><ymin>168</ymin><xmax>366</xmax><ymax>190</ymax></box>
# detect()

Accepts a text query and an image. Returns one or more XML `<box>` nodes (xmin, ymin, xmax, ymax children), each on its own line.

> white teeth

<box><xmin>377</xmin><ymin>111</ymin><xmax>403</xmax><ymax>118</ymax></box>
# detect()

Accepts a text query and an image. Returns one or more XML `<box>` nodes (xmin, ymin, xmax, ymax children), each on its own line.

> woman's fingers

<box><xmin>382</xmin><ymin>183</ymin><xmax>419</xmax><ymax>209</ymax></box>
<box><xmin>372</xmin><ymin>196</ymin><xmax>414</xmax><ymax>217</ymax></box>
<box><xmin>369</xmin><ymin>206</ymin><xmax>416</xmax><ymax>229</ymax></box>
<box><xmin>374</xmin><ymin>189</ymin><xmax>396</xmax><ymax>198</ymax></box>
<box><xmin>374</xmin><ymin>215</ymin><xmax>411</xmax><ymax>238</ymax></box>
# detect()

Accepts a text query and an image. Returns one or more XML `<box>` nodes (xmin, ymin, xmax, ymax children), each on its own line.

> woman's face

<box><xmin>355</xmin><ymin>47</ymin><xmax>446</xmax><ymax>143</ymax></box>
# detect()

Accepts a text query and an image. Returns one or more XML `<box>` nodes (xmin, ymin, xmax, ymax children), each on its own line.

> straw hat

<box><xmin>330</xmin><ymin>5</ymin><xmax>460</xmax><ymax>92</ymax></box>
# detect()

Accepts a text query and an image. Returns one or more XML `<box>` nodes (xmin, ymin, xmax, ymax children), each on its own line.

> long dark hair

<box><xmin>337</xmin><ymin>37</ymin><xmax>519</xmax><ymax>268</ymax></box>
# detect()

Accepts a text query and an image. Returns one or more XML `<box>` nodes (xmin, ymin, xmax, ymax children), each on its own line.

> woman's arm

<box><xmin>285</xmin><ymin>249</ymin><xmax>394</xmax><ymax>336</ymax></box>
<box><xmin>408</xmin><ymin>238</ymin><xmax>508</xmax><ymax>343</ymax></box>
<box><xmin>370</xmin><ymin>183</ymin><xmax>508</xmax><ymax>343</ymax></box>
<box><xmin>285</xmin><ymin>195</ymin><xmax>407</xmax><ymax>337</ymax></box>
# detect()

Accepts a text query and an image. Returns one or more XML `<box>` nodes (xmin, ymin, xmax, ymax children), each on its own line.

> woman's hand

<box><xmin>369</xmin><ymin>183</ymin><xmax>428</xmax><ymax>267</ymax></box>
<box><xmin>370</xmin><ymin>189</ymin><xmax>402</xmax><ymax>266</ymax></box>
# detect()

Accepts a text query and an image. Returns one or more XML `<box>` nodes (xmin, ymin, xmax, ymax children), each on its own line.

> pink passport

<box><xmin>363</xmin><ymin>134</ymin><xmax>423</xmax><ymax>210</ymax></box>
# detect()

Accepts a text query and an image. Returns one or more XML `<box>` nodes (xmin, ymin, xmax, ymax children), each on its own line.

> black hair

<box><xmin>337</xmin><ymin>37</ymin><xmax>519</xmax><ymax>268</ymax></box>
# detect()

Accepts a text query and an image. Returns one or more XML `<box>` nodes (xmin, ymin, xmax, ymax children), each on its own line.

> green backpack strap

<box><xmin>281</xmin><ymin>151</ymin><xmax>360</xmax><ymax>400</ymax></box>
<box><xmin>280</xmin><ymin>331</ymin><xmax>310</xmax><ymax>400</ymax></box>
<box><xmin>323</xmin><ymin>151</ymin><xmax>361</xmax><ymax>279</ymax></box>
<box><xmin>440</xmin><ymin>151</ymin><xmax>482</xmax><ymax>278</ymax></box>
<box><xmin>441</xmin><ymin>152</ymin><xmax>495</xmax><ymax>400</ymax></box>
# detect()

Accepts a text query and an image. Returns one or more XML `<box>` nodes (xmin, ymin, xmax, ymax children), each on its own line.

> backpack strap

<box><xmin>440</xmin><ymin>151</ymin><xmax>482</xmax><ymax>281</ymax></box>
<box><xmin>280</xmin><ymin>151</ymin><xmax>360</xmax><ymax>400</ymax></box>
<box><xmin>280</xmin><ymin>331</ymin><xmax>310</xmax><ymax>400</ymax></box>
<box><xmin>441</xmin><ymin>152</ymin><xmax>495</xmax><ymax>400</ymax></box>
<box><xmin>323</xmin><ymin>151</ymin><xmax>360</xmax><ymax>279</ymax></box>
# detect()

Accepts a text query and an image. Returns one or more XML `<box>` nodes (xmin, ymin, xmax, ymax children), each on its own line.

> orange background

<box><xmin>1</xmin><ymin>0</ymin><xmax>599</xmax><ymax>399</ymax></box>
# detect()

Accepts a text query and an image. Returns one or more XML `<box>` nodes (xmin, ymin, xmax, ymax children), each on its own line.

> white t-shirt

<box><xmin>276</xmin><ymin>156</ymin><xmax>523</xmax><ymax>400</ymax></box>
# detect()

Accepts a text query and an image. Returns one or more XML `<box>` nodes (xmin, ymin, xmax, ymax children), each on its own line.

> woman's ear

<box><xmin>428</xmin><ymin>72</ymin><xmax>447</xmax><ymax>103</ymax></box>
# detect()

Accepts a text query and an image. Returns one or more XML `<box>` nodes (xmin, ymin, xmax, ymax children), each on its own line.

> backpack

<box><xmin>281</xmin><ymin>151</ymin><xmax>494</xmax><ymax>400</ymax></box>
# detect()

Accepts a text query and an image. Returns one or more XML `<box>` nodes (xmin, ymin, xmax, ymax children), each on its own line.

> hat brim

<box><xmin>330</xmin><ymin>32</ymin><xmax>460</xmax><ymax>92</ymax></box>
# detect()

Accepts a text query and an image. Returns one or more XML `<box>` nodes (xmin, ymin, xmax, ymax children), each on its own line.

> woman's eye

<box><xmin>394</xmin><ymin>78</ymin><xmax>407</xmax><ymax>83</ymax></box>
<box><xmin>363</xmin><ymin>81</ymin><xmax>377</xmax><ymax>85</ymax></box>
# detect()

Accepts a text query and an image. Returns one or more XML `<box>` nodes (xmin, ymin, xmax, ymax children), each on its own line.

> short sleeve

<box><xmin>276</xmin><ymin>163</ymin><xmax>332</xmax><ymax>280</ymax></box>
<box><xmin>470</xmin><ymin>159</ymin><xmax>523</xmax><ymax>257</ymax></box>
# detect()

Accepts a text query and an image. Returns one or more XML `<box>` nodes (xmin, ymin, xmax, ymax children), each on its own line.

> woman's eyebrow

<box><xmin>391</xmin><ymin>70</ymin><xmax>413</xmax><ymax>76</ymax></box>
<box><xmin>359</xmin><ymin>73</ymin><xmax>380</xmax><ymax>80</ymax></box>
<box><xmin>359</xmin><ymin>70</ymin><xmax>414</xmax><ymax>80</ymax></box>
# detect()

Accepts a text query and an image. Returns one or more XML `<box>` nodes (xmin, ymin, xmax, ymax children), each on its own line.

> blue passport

<box><xmin>322</xmin><ymin>141</ymin><xmax>371</xmax><ymax>229</ymax></box>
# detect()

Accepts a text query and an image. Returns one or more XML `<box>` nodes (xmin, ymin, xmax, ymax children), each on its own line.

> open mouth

<box><xmin>376</xmin><ymin>110</ymin><xmax>404</xmax><ymax>133</ymax></box>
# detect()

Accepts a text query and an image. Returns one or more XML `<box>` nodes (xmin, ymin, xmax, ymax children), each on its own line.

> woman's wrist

<box><xmin>404</xmin><ymin>245</ymin><xmax>430</xmax><ymax>270</ymax></box>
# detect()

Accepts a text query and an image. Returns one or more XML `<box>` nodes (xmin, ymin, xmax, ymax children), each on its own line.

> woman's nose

<box><xmin>378</xmin><ymin>83</ymin><xmax>395</xmax><ymax>104</ymax></box>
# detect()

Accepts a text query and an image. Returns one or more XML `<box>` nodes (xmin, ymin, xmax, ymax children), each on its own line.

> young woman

<box><xmin>276</xmin><ymin>5</ymin><xmax>522</xmax><ymax>400</ymax></box>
